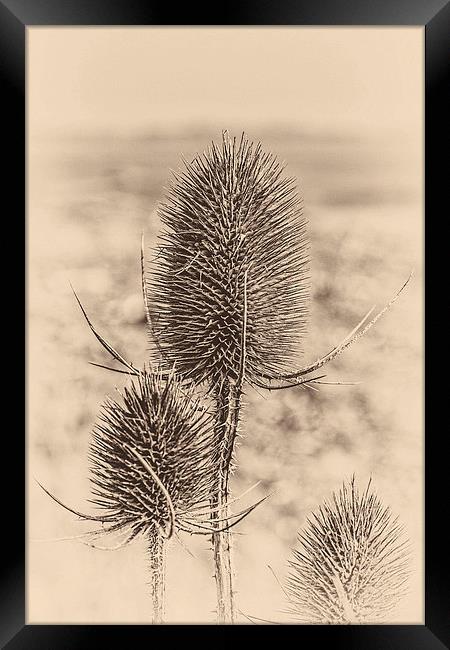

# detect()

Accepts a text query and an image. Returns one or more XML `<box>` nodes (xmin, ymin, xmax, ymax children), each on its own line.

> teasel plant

<box><xmin>146</xmin><ymin>131</ymin><xmax>412</xmax><ymax>622</ymax></box>
<box><xmin>284</xmin><ymin>477</ymin><xmax>411</xmax><ymax>623</ymax></box>
<box><xmin>37</xmin><ymin>289</ymin><xmax>266</xmax><ymax>622</ymax></box>
<box><xmin>38</xmin><ymin>131</ymin><xmax>411</xmax><ymax>623</ymax></box>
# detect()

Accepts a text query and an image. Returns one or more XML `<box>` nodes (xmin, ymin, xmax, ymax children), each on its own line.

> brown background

<box><xmin>27</xmin><ymin>27</ymin><xmax>423</xmax><ymax>623</ymax></box>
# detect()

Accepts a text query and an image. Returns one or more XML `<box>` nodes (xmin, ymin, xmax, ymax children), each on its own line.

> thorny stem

<box><xmin>148</xmin><ymin>530</ymin><xmax>166</xmax><ymax>623</ymax></box>
<box><xmin>211</xmin><ymin>381</ymin><xmax>241</xmax><ymax>623</ymax></box>
<box><xmin>210</xmin><ymin>267</ymin><xmax>248</xmax><ymax>623</ymax></box>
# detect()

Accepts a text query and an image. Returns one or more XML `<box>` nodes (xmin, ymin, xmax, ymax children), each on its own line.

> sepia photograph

<box><xmin>27</xmin><ymin>26</ymin><xmax>423</xmax><ymax>625</ymax></box>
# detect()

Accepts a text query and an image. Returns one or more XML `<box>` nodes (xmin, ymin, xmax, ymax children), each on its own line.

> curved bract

<box><xmin>150</xmin><ymin>131</ymin><xmax>310</xmax><ymax>389</ymax></box>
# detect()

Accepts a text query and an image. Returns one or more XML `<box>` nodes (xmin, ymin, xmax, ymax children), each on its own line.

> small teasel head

<box><xmin>149</xmin><ymin>131</ymin><xmax>310</xmax><ymax>390</ymax></box>
<box><xmin>284</xmin><ymin>477</ymin><xmax>410</xmax><ymax>624</ymax></box>
<box><xmin>39</xmin><ymin>291</ymin><xmax>265</xmax><ymax>543</ymax></box>
<box><xmin>88</xmin><ymin>366</ymin><xmax>220</xmax><ymax>539</ymax></box>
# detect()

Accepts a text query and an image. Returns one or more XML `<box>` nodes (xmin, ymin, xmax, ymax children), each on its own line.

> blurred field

<box><xmin>27</xmin><ymin>126</ymin><xmax>423</xmax><ymax>624</ymax></box>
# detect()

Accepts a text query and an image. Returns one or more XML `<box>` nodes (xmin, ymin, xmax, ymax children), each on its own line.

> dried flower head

<box><xmin>285</xmin><ymin>477</ymin><xmax>410</xmax><ymax>623</ymax></box>
<box><xmin>39</xmin><ymin>365</ymin><xmax>262</xmax><ymax>545</ymax></box>
<box><xmin>88</xmin><ymin>367</ymin><xmax>219</xmax><ymax>540</ymax></box>
<box><xmin>149</xmin><ymin>131</ymin><xmax>310</xmax><ymax>389</ymax></box>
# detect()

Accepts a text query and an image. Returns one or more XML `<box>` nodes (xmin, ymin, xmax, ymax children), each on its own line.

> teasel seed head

<box><xmin>88</xmin><ymin>366</ymin><xmax>219</xmax><ymax>539</ymax></box>
<box><xmin>149</xmin><ymin>131</ymin><xmax>310</xmax><ymax>390</ymax></box>
<box><xmin>285</xmin><ymin>477</ymin><xmax>410</xmax><ymax>623</ymax></box>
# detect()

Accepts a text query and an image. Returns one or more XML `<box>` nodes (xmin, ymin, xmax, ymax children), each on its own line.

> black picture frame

<box><xmin>4</xmin><ymin>0</ymin><xmax>447</xmax><ymax>646</ymax></box>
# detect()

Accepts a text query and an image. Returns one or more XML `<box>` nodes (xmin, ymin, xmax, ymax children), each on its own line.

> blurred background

<box><xmin>27</xmin><ymin>27</ymin><xmax>423</xmax><ymax>624</ymax></box>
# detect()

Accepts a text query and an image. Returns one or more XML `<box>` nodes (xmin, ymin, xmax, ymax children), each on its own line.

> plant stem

<box><xmin>211</xmin><ymin>380</ymin><xmax>241</xmax><ymax>623</ymax></box>
<box><xmin>148</xmin><ymin>531</ymin><xmax>166</xmax><ymax>623</ymax></box>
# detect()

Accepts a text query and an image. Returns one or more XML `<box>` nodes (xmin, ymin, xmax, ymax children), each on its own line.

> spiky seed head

<box><xmin>285</xmin><ymin>477</ymin><xmax>410</xmax><ymax>623</ymax></box>
<box><xmin>150</xmin><ymin>131</ymin><xmax>310</xmax><ymax>389</ymax></box>
<box><xmin>88</xmin><ymin>368</ymin><xmax>217</xmax><ymax>538</ymax></box>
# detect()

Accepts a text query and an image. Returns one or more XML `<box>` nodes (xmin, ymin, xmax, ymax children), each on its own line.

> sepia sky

<box><xmin>28</xmin><ymin>27</ymin><xmax>423</xmax><ymax>135</ymax></box>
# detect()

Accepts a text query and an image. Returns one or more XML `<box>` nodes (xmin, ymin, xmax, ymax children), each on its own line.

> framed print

<box><xmin>2</xmin><ymin>0</ymin><xmax>447</xmax><ymax>646</ymax></box>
